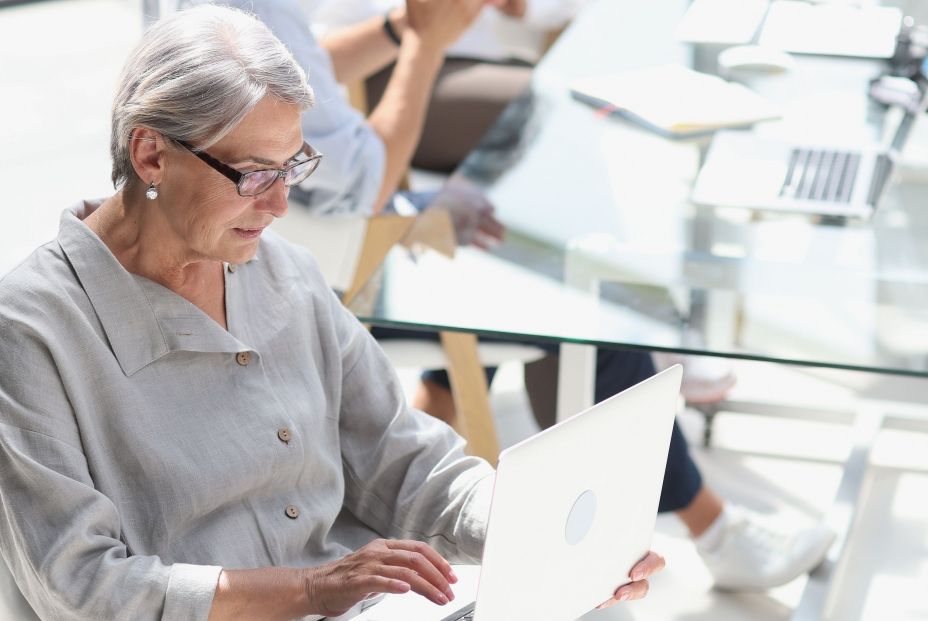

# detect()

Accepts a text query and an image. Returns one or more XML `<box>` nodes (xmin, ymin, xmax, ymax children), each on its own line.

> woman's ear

<box><xmin>128</xmin><ymin>127</ymin><xmax>167</xmax><ymax>186</ymax></box>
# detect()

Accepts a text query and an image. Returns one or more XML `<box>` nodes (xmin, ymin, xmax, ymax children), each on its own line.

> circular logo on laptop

<box><xmin>564</xmin><ymin>489</ymin><xmax>597</xmax><ymax>545</ymax></box>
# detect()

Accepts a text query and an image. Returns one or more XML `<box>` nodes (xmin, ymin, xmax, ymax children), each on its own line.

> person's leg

<box><xmin>587</xmin><ymin>348</ymin><xmax>721</xmax><ymax>533</ymax></box>
<box><xmin>415</xmin><ymin>367</ymin><xmax>497</xmax><ymax>425</ymax></box>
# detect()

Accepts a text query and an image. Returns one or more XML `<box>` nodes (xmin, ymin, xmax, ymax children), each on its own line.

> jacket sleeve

<box><xmin>0</xmin><ymin>318</ymin><xmax>221</xmax><ymax>621</ymax></box>
<box><xmin>326</xmin><ymin>291</ymin><xmax>495</xmax><ymax>563</ymax></box>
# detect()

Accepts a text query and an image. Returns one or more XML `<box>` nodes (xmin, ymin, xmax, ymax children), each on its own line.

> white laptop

<box><xmin>690</xmin><ymin>94</ymin><xmax>927</xmax><ymax>218</ymax></box>
<box><xmin>354</xmin><ymin>365</ymin><xmax>682</xmax><ymax>621</ymax></box>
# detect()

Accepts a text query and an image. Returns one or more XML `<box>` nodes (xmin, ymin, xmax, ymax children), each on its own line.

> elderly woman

<box><xmin>0</xmin><ymin>6</ymin><xmax>662</xmax><ymax>620</ymax></box>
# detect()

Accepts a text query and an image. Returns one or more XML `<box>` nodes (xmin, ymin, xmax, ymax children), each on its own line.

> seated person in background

<box><xmin>0</xmin><ymin>7</ymin><xmax>664</xmax><ymax>619</ymax></box>
<box><xmin>311</xmin><ymin>0</ymin><xmax>586</xmax><ymax>172</ymax></box>
<box><xmin>179</xmin><ymin>0</ymin><xmax>507</xmax><ymax>221</ymax></box>
<box><xmin>194</xmin><ymin>0</ymin><xmax>835</xmax><ymax>593</ymax></box>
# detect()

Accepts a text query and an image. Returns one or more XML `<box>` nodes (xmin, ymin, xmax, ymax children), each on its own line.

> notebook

<box><xmin>570</xmin><ymin>65</ymin><xmax>780</xmax><ymax>138</ymax></box>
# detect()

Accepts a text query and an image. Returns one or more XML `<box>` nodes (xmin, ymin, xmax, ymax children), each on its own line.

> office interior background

<box><xmin>2</xmin><ymin>0</ymin><xmax>928</xmax><ymax>620</ymax></box>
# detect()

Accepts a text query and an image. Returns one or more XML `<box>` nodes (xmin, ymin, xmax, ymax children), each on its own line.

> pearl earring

<box><xmin>145</xmin><ymin>182</ymin><xmax>158</xmax><ymax>200</ymax></box>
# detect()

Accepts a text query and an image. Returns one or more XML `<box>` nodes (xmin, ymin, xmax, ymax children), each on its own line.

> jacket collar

<box><xmin>58</xmin><ymin>201</ymin><xmax>254</xmax><ymax>376</ymax></box>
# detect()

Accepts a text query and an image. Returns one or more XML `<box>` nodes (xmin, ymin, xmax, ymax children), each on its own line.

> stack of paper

<box><xmin>570</xmin><ymin>64</ymin><xmax>780</xmax><ymax>138</ymax></box>
<box><xmin>758</xmin><ymin>0</ymin><xmax>902</xmax><ymax>59</ymax></box>
<box><xmin>674</xmin><ymin>0</ymin><xmax>770</xmax><ymax>45</ymax></box>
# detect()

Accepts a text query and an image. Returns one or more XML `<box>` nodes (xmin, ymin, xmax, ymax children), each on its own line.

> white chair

<box><xmin>277</xmin><ymin>204</ymin><xmax>545</xmax><ymax>463</ymax></box>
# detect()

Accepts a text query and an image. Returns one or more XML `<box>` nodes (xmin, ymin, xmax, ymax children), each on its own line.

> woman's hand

<box><xmin>597</xmin><ymin>550</ymin><xmax>666</xmax><ymax>609</ymax></box>
<box><xmin>304</xmin><ymin>539</ymin><xmax>458</xmax><ymax>617</ymax></box>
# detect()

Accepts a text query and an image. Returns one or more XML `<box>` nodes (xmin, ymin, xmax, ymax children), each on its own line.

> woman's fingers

<box><xmin>378</xmin><ymin>564</ymin><xmax>452</xmax><ymax>605</ymax></box>
<box><xmin>386</xmin><ymin>540</ymin><xmax>457</xmax><ymax>584</ymax></box>
<box><xmin>317</xmin><ymin>539</ymin><xmax>457</xmax><ymax>610</ymax></box>
<box><xmin>386</xmin><ymin>541</ymin><xmax>454</xmax><ymax>575</ymax></box>
<box><xmin>615</xmin><ymin>578</ymin><xmax>650</xmax><ymax>602</ymax></box>
<box><xmin>372</xmin><ymin>540</ymin><xmax>457</xmax><ymax>606</ymax></box>
<box><xmin>595</xmin><ymin>550</ymin><xmax>665</xmax><ymax>609</ymax></box>
<box><xmin>629</xmin><ymin>550</ymin><xmax>666</xmax><ymax>581</ymax></box>
<box><xmin>384</xmin><ymin>550</ymin><xmax>455</xmax><ymax>601</ymax></box>
<box><xmin>596</xmin><ymin>578</ymin><xmax>651</xmax><ymax>609</ymax></box>
<box><xmin>361</xmin><ymin>575</ymin><xmax>412</xmax><ymax>596</ymax></box>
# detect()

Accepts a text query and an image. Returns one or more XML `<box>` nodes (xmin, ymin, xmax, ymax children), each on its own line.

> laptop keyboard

<box><xmin>440</xmin><ymin>600</ymin><xmax>476</xmax><ymax>621</ymax></box>
<box><xmin>779</xmin><ymin>148</ymin><xmax>860</xmax><ymax>203</ymax></box>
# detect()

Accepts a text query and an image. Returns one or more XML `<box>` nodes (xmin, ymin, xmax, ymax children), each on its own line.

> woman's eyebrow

<box><xmin>231</xmin><ymin>145</ymin><xmax>305</xmax><ymax>167</ymax></box>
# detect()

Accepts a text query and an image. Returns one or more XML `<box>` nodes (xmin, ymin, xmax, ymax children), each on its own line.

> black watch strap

<box><xmin>383</xmin><ymin>12</ymin><xmax>402</xmax><ymax>46</ymax></box>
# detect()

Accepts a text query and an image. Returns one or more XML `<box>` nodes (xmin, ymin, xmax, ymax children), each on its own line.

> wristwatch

<box><xmin>382</xmin><ymin>11</ymin><xmax>402</xmax><ymax>46</ymax></box>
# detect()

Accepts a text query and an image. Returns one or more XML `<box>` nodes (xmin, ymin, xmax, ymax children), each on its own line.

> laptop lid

<box><xmin>354</xmin><ymin>365</ymin><xmax>682</xmax><ymax>621</ymax></box>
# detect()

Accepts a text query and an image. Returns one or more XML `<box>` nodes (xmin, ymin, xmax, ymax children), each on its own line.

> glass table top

<box><xmin>352</xmin><ymin>0</ymin><xmax>928</xmax><ymax>378</ymax></box>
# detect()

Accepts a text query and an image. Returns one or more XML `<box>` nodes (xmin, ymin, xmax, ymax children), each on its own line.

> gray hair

<box><xmin>110</xmin><ymin>4</ymin><xmax>314</xmax><ymax>188</ymax></box>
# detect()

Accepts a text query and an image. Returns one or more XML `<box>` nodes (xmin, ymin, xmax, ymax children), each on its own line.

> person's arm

<box><xmin>208</xmin><ymin>540</ymin><xmax>458</xmax><ymax>620</ymax></box>
<box><xmin>490</xmin><ymin>0</ymin><xmax>526</xmax><ymax>17</ymax></box>
<box><xmin>0</xmin><ymin>316</ymin><xmax>223</xmax><ymax>620</ymax></box>
<box><xmin>367</xmin><ymin>0</ymin><xmax>488</xmax><ymax>212</ymax></box>
<box><xmin>320</xmin><ymin>8</ymin><xmax>409</xmax><ymax>84</ymax></box>
<box><xmin>316</xmin><ymin>267</ymin><xmax>494</xmax><ymax>561</ymax></box>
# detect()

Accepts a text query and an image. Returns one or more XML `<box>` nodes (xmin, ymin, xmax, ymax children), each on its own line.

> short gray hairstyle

<box><xmin>110</xmin><ymin>4</ymin><xmax>314</xmax><ymax>188</ymax></box>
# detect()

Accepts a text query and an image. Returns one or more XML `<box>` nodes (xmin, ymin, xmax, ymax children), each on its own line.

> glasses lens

<box><xmin>238</xmin><ymin>170</ymin><xmax>278</xmax><ymax>197</ymax></box>
<box><xmin>284</xmin><ymin>157</ymin><xmax>321</xmax><ymax>188</ymax></box>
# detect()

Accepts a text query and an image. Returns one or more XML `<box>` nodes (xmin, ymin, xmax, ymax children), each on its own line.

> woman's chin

<box><xmin>221</xmin><ymin>239</ymin><xmax>261</xmax><ymax>265</ymax></box>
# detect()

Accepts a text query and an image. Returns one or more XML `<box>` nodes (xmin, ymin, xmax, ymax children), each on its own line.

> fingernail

<box><xmin>445</xmin><ymin>588</ymin><xmax>455</xmax><ymax>601</ymax></box>
<box><xmin>632</xmin><ymin>571</ymin><xmax>644</xmax><ymax>581</ymax></box>
<box><xmin>618</xmin><ymin>591</ymin><xmax>630</xmax><ymax>602</ymax></box>
<box><xmin>438</xmin><ymin>594</ymin><xmax>449</xmax><ymax>605</ymax></box>
<box><xmin>449</xmin><ymin>569</ymin><xmax>459</xmax><ymax>583</ymax></box>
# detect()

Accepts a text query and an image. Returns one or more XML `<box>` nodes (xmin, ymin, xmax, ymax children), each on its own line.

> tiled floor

<box><xmin>2</xmin><ymin>1</ymin><xmax>928</xmax><ymax>620</ymax></box>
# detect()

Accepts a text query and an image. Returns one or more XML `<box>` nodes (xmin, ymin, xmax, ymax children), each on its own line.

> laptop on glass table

<box><xmin>690</xmin><ymin>93</ymin><xmax>928</xmax><ymax>218</ymax></box>
<box><xmin>354</xmin><ymin>365</ymin><xmax>682</xmax><ymax>621</ymax></box>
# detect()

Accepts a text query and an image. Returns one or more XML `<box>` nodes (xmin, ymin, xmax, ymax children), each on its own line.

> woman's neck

<box><xmin>85</xmin><ymin>189</ymin><xmax>228</xmax><ymax>329</ymax></box>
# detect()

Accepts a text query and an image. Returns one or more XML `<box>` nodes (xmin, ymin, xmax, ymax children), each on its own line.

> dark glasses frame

<box><xmin>175</xmin><ymin>139</ymin><xmax>323</xmax><ymax>197</ymax></box>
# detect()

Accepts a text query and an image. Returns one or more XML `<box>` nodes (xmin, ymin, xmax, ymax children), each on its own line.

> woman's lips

<box><xmin>233</xmin><ymin>226</ymin><xmax>265</xmax><ymax>239</ymax></box>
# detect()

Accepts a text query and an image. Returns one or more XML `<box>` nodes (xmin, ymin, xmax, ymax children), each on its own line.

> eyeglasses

<box><xmin>175</xmin><ymin>139</ymin><xmax>323</xmax><ymax>197</ymax></box>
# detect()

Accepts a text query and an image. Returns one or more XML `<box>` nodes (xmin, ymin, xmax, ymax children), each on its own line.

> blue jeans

<box><xmin>371</xmin><ymin>327</ymin><xmax>703</xmax><ymax>513</ymax></box>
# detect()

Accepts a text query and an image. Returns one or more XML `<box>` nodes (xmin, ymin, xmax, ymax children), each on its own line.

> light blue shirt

<box><xmin>183</xmin><ymin>0</ymin><xmax>387</xmax><ymax>216</ymax></box>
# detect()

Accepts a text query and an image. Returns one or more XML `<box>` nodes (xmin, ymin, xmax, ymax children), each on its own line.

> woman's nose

<box><xmin>257</xmin><ymin>176</ymin><xmax>290</xmax><ymax>218</ymax></box>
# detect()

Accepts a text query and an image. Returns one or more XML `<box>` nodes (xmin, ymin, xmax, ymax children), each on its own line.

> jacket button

<box><xmin>285</xmin><ymin>505</ymin><xmax>300</xmax><ymax>519</ymax></box>
<box><xmin>235</xmin><ymin>351</ymin><xmax>251</xmax><ymax>366</ymax></box>
<box><xmin>277</xmin><ymin>427</ymin><xmax>292</xmax><ymax>443</ymax></box>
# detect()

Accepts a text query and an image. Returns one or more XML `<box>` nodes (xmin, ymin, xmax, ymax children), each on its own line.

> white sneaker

<box><xmin>695</xmin><ymin>508</ymin><xmax>836</xmax><ymax>591</ymax></box>
<box><xmin>652</xmin><ymin>352</ymin><xmax>736</xmax><ymax>404</ymax></box>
